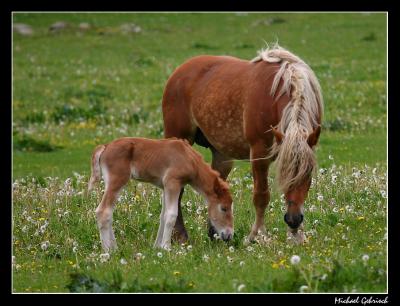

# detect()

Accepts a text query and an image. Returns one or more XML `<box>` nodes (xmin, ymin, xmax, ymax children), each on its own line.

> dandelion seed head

<box><xmin>237</xmin><ymin>284</ymin><xmax>246</xmax><ymax>292</ymax></box>
<box><xmin>300</xmin><ymin>285</ymin><xmax>309</xmax><ymax>293</ymax></box>
<box><xmin>99</xmin><ymin>253</ymin><xmax>110</xmax><ymax>262</ymax></box>
<box><xmin>40</xmin><ymin>241</ymin><xmax>50</xmax><ymax>251</ymax></box>
<box><xmin>120</xmin><ymin>258</ymin><xmax>127</xmax><ymax>265</ymax></box>
<box><xmin>290</xmin><ymin>255</ymin><xmax>301</xmax><ymax>265</ymax></box>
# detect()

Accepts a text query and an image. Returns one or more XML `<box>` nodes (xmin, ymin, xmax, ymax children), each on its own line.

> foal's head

<box><xmin>272</xmin><ymin>125</ymin><xmax>321</xmax><ymax>230</ymax></box>
<box><xmin>207</xmin><ymin>176</ymin><xmax>234</xmax><ymax>241</ymax></box>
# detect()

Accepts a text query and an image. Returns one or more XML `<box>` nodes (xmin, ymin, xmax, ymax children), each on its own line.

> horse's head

<box><xmin>272</xmin><ymin>125</ymin><xmax>321</xmax><ymax>230</ymax></box>
<box><xmin>207</xmin><ymin>176</ymin><xmax>234</xmax><ymax>241</ymax></box>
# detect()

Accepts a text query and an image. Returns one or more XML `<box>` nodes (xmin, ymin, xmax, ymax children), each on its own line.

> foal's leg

<box><xmin>95</xmin><ymin>174</ymin><xmax>129</xmax><ymax>252</ymax></box>
<box><xmin>247</xmin><ymin>143</ymin><xmax>271</xmax><ymax>243</ymax></box>
<box><xmin>171</xmin><ymin>148</ymin><xmax>233</xmax><ymax>244</ymax></box>
<box><xmin>158</xmin><ymin>180</ymin><xmax>181</xmax><ymax>250</ymax></box>
<box><xmin>154</xmin><ymin>191</ymin><xmax>166</xmax><ymax>247</ymax></box>
<box><xmin>211</xmin><ymin>147</ymin><xmax>233</xmax><ymax>180</ymax></box>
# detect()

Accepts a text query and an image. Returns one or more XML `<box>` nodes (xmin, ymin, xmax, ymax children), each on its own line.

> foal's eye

<box><xmin>221</xmin><ymin>207</ymin><xmax>227</xmax><ymax>212</ymax></box>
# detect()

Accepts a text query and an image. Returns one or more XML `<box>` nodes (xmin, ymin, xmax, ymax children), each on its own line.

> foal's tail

<box><xmin>88</xmin><ymin>144</ymin><xmax>106</xmax><ymax>192</ymax></box>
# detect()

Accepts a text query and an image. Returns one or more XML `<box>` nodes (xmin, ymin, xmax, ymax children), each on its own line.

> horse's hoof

<box><xmin>287</xmin><ymin>231</ymin><xmax>306</xmax><ymax>245</ymax></box>
<box><xmin>244</xmin><ymin>234</ymin><xmax>256</xmax><ymax>245</ymax></box>
<box><xmin>172</xmin><ymin>230</ymin><xmax>189</xmax><ymax>244</ymax></box>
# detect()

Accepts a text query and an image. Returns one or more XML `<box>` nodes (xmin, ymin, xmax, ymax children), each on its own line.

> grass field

<box><xmin>12</xmin><ymin>12</ymin><xmax>387</xmax><ymax>293</ymax></box>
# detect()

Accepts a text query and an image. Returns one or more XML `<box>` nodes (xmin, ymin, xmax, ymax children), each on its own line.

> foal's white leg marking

<box><xmin>95</xmin><ymin>167</ymin><xmax>120</xmax><ymax>252</ymax></box>
<box><xmin>154</xmin><ymin>191</ymin><xmax>166</xmax><ymax>248</ymax></box>
<box><xmin>96</xmin><ymin>203</ymin><xmax>117</xmax><ymax>252</ymax></box>
<box><xmin>159</xmin><ymin>186</ymin><xmax>180</xmax><ymax>250</ymax></box>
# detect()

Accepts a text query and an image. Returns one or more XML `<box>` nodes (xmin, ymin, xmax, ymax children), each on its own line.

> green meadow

<box><xmin>12</xmin><ymin>13</ymin><xmax>387</xmax><ymax>293</ymax></box>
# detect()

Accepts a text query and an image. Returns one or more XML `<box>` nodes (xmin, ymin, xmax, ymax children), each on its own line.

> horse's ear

<box><xmin>213</xmin><ymin>177</ymin><xmax>224</xmax><ymax>198</ymax></box>
<box><xmin>307</xmin><ymin>125</ymin><xmax>321</xmax><ymax>148</ymax></box>
<box><xmin>271</xmin><ymin>125</ymin><xmax>284</xmax><ymax>145</ymax></box>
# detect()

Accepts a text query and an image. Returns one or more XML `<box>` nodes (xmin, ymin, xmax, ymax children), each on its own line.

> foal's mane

<box><xmin>178</xmin><ymin>138</ymin><xmax>229</xmax><ymax>192</ymax></box>
<box><xmin>252</xmin><ymin>44</ymin><xmax>324</xmax><ymax>193</ymax></box>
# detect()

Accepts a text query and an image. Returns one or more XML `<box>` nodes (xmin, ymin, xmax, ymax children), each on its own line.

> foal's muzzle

<box><xmin>284</xmin><ymin>213</ymin><xmax>304</xmax><ymax>229</ymax></box>
<box><xmin>220</xmin><ymin>229</ymin><xmax>233</xmax><ymax>241</ymax></box>
<box><xmin>207</xmin><ymin>219</ymin><xmax>233</xmax><ymax>241</ymax></box>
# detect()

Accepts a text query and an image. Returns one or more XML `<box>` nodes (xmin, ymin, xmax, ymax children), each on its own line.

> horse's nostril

<box><xmin>284</xmin><ymin>213</ymin><xmax>304</xmax><ymax>229</ymax></box>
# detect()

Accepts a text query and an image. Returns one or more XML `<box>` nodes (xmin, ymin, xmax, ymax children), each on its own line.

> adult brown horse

<box><xmin>162</xmin><ymin>45</ymin><xmax>323</xmax><ymax>244</ymax></box>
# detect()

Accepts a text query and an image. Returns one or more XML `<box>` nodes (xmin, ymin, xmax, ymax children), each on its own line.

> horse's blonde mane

<box><xmin>253</xmin><ymin>44</ymin><xmax>324</xmax><ymax>193</ymax></box>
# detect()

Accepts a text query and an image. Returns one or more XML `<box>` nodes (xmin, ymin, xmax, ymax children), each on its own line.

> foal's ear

<box><xmin>307</xmin><ymin>125</ymin><xmax>321</xmax><ymax>148</ymax></box>
<box><xmin>271</xmin><ymin>125</ymin><xmax>284</xmax><ymax>145</ymax></box>
<box><xmin>213</xmin><ymin>177</ymin><xmax>225</xmax><ymax>198</ymax></box>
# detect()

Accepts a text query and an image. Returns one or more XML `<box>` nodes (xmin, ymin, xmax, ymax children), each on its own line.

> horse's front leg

<box><xmin>247</xmin><ymin>143</ymin><xmax>271</xmax><ymax>243</ymax></box>
<box><xmin>172</xmin><ymin>188</ymin><xmax>189</xmax><ymax>244</ymax></box>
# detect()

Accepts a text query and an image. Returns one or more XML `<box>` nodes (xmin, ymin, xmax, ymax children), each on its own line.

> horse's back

<box><xmin>162</xmin><ymin>54</ymin><xmax>286</xmax><ymax>158</ymax></box>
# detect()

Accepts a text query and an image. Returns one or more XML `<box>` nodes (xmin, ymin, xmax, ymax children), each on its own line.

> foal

<box><xmin>88</xmin><ymin>137</ymin><xmax>234</xmax><ymax>251</ymax></box>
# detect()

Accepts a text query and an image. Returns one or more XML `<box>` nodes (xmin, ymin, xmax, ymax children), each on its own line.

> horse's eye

<box><xmin>221</xmin><ymin>207</ymin><xmax>227</xmax><ymax>212</ymax></box>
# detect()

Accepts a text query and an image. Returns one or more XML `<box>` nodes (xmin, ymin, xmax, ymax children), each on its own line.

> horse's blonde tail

<box><xmin>88</xmin><ymin>144</ymin><xmax>106</xmax><ymax>192</ymax></box>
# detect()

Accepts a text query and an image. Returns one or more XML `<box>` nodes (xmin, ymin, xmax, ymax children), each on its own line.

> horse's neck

<box><xmin>190</xmin><ymin>163</ymin><xmax>215</xmax><ymax>200</ymax></box>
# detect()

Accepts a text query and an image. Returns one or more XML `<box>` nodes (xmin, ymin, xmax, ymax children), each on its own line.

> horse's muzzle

<box><xmin>284</xmin><ymin>213</ymin><xmax>304</xmax><ymax>229</ymax></box>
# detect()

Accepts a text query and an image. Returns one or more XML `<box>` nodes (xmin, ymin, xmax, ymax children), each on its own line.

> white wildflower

<box><xmin>229</xmin><ymin>246</ymin><xmax>235</xmax><ymax>253</ymax></box>
<box><xmin>99</xmin><ymin>253</ymin><xmax>110</xmax><ymax>262</ymax></box>
<box><xmin>120</xmin><ymin>258</ymin><xmax>128</xmax><ymax>265</ymax></box>
<box><xmin>290</xmin><ymin>255</ymin><xmax>301</xmax><ymax>265</ymax></box>
<box><xmin>157</xmin><ymin>252</ymin><xmax>163</xmax><ymax>258</ymax></box>
<box><xmin>203</xmin><ymin>254</ymin><xmax>210</xmax><ymax>262</ymax></box>
<box><xmin>362</xmin><ymin>254</ymin><xmax>369</xmax><ymax>262</ymax></box>
<box><xmin>300</xmin><ymin>285</ymin><xmax>309</xmax><ymax>293</ymax></box>
<box><xmin>40</xmin><ymin>241</ymin><xmax>50</xmax><ymax>251</ymax></box>
<box><xmin>237</xmin><ymin>284</ymin><xmax>246</xmax><ymax>292</ymax></box>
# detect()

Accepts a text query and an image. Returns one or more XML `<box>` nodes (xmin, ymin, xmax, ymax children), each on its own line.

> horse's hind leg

<box><xmin>211</xmin><ymin>147</ymin><xmax>233</xmax><ymax>180</ymax></box>
<box><xmin>247</xmin><ymin>142</ymin><xmax>271</xmax><ymax>243</ymax></box>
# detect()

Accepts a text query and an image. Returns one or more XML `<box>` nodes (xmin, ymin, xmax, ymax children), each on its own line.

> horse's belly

<box><xmin>193</xmin><ymin>98</ymin><xmax>250</xmax><ymax>159</ymax></box>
